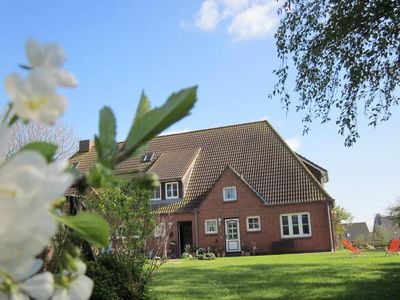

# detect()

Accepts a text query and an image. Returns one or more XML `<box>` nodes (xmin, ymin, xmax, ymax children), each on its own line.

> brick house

<box><xmin>70</xmin><ymin>121</ymin><xmax>335</xmax><ymax>256</ymax></box>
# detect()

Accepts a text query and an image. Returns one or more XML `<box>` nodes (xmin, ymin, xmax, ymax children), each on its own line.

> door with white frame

<box><xmin>225</xmin><ymin>218</ymin><xmax>241</xmax><ymax>252</ymax></box>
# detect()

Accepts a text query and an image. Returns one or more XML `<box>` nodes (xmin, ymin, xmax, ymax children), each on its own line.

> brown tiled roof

<box><xmin>147</xmin><ymin>148</ymin><xmax>200</xmax><ymax>181</ymax></box>
<box><xmin>69</xmin><ymin>121</ymin><xmax>333</xmax><ymax>213</ymax></box>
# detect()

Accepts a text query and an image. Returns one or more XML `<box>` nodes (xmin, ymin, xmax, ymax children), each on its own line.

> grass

<box><xmin>150</xmin><ymin>251</ymin><xmax>400</xmax><ymax>299</ymax></box>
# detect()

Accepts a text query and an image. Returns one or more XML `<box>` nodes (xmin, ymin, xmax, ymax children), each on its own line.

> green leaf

<box><xmin>98</xmin><ymin>106</ymin><xmax>117</xmax><ymax>160</ymax></box>
<box><xmin>56</xmin><ymin>212</ymin><xmax>110</xmax><ymax>247</ymax></box>
<box><xmin>125</xmin><ymin>86</ymin><xmax>197</xmax><ymax>150</ymax></box>
<box><xmin>134</xmin><ymin>91</ymin><xmax>152</xmax><ymax>122</ymax></box>
<box><xmin>20</xmin><ymin>142</ymin><xmax>58</xmax><ymax>162</ymax></box>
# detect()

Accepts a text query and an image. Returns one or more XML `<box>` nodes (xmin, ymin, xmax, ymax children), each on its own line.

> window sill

<box><xmin>205</xmin><ymin>232</ymin><xmax>218</xmax><ymax>235</ymax></box>
<box><xmin>281</xmin><ymin>235</ymin><xmax>312</xmax><ymax>240</ymax></box>
<box><xmin>247</xmin><ymin>229</ymin><xmax>261</xmax><ymax>233</ymax></box>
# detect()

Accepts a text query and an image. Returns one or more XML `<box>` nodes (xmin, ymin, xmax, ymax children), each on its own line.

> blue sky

<box><xmin>1</xmin><ymin>0</ymin><xmax>399</xmax><ymax>227</ymax></box>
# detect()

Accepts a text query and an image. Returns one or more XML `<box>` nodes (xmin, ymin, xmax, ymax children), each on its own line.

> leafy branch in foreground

<box><xmin>271</xmin><ymin>0</ymin><xmax>400</xmax><ymax>146</ymax></box>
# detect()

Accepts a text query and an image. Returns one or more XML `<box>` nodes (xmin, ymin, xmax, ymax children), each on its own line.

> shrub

<box><xmin>181</xmin><ymin>252</ymin><xmax>192</xmax><ymax>259</ymax></box>
<box><xmin>195</xmin><ymin>252</ymin><xmax>216</xmax><ymax>260</ymax></box>
<box><xmin>87</xmin><ymin>254</ymin><xmax>151</xmax><ymax>300</ymax></box>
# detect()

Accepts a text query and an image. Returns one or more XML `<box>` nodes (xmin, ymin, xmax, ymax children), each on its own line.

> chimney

<box><xmin>79</xmin><ymin>140</ymin><xmax>95</xmax><ymax>152</ymax></box>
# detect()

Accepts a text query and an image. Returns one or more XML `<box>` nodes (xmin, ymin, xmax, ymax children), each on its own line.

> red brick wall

<box><xmin>148</xmin><ymin>167</ymin><xmax>334</xmax><ymax>256</ymax></box>
<box><xmin>197</xmin><ymin>168</ymin><xmax>333</xmax><ymax>254</ymax></box>
<box><xmin>146</xmin><ymin>213</ymin><xmax>194</xmax><ymax>257</ymax></box>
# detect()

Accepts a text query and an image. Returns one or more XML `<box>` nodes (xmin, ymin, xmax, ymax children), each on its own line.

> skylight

<box><xmin>143</xmin><ymin>152</ymin><xmax>155</xmax><ymax>162</ymax></box>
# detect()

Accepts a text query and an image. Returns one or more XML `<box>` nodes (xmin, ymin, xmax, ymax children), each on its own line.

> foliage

<box><xmin>332</xmin><ymin>205</ymin><xmax>353</xmax><ymax>242</ymax></box>
<box><xmin>388</xmin><ymin>198</ymin><xmax>400</xmax><ymax>227</ymax></box>
<box><xmin>87</xmin><ymin>180</ymin><xmax>156</xmax><ymax>256</ymax></box>
<box><xmin>195</xmin><ymin>253</ymin><xmax>216</xmax><ymax>260</ymax></box>
<box><xmin>86</xmin><ymin>180</ymin><xmax>160</xmax><ymax>299</ymax></box>
<box><xmin>373</xmin><ymin>226</ymin><xmax>390</xmax><ymax>245</ymax></box>
<box><xmin>152</xmin><ymin>252</ymin><xmax>400</xmax><ymax>300</ymax></box>
<box><xmin>0</xmin><ymin>38</ymin><xmax>197</xmax><ymax>299</ymax></box>
<box><xmin>272</xmin><ymin>0</ymin><xmax>400</xmax><ymax>146</ymax></box>
<box><xmin>181</xmin><ymin>252</ymin><xmax>192</xmax><ymax>259</ymax></box>
<box><xmin>87</xmin><ymin>254</ymin><xmax>151</xmax><ymax>300</ymax></box>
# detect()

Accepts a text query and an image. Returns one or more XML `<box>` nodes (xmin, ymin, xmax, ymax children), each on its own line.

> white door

<box><xmin>225</xmin><ymin>218</ymin><xmax>241</xmax><ymax>252</ymax></box>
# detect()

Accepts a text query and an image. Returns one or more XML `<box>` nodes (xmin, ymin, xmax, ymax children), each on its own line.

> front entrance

<box><xmin>178</xmin><ymin>221</ymin><xmax>193</xmax><ymax>255</ymax></box>
<box><xmin>225</xmin><ymin>218</ymin><xmax>241</xmax><ymax>252</ymax></box>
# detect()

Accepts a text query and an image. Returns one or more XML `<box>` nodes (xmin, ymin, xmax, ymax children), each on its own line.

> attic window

<box><xmin>71</xmin><ymin>162</ymin><xmax>80</xmax><ymax>169</ymax></box>
<box><xmin>143</xmin><ymin>152</ymin><xmax>154</xmax><ymax>162</ymax></box>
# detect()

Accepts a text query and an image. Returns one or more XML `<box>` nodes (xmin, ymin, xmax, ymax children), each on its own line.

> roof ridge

<box><xmin>117</xmin><ymin>120</ymin><xmax>267</xmax><ymax>142</ymax></box>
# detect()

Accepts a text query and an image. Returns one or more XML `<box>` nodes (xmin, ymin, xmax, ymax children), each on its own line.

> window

<box><xmin>280</xmin><ymin>213</ymin><xmax>311</xmax><ymax>238</ymax></box>
<box><xmin>150</xmin><ymin>186</ymin><xmax>161</xmax><ymax>200</ymax></box>
<box><xmin>153</xmin><ymin>223</ymin><xmax>166</xmax><ymax>238</ymax></box>
<box><xmin>165</xmin><ymin>182</ymin><xmax>179</xmax><ymax>199</ymax></box>
<box><xmin>205</xmin><ymin>219</ymin><xmax>218</xmax><ymax>234</ymax></box>
<box><xmin>223</xmin><ymin>186</ymin><xmax>237</xmax><ymax>201</ymax></box>
<box><xmin>143</xmin><ymin>152</ymin><xmax>155</xmax><ymax>162</ymax></box>
<box><xmin>246</xmin><ymin>216</ymin><xmax>261</xmax><ymax>232</ymax></box>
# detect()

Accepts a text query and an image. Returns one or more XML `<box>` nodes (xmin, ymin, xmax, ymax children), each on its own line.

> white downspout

<box><xmin>194</xmin><ymin>209</ymin><xmax>199</xmax><ymax>248</ymax></box>
<box><xmin>326</xmin><ymin>201</ymin><xmax>334</xmax><ymax>252</ymax></box>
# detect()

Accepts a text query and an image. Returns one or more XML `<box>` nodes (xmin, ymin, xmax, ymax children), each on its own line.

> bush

<box><xmin>181</xmin><ymin>252</ymin><xmax>192</xmax><ymax>259</ymax></box>
<box><xmin>195</xmin><ymin>252</ymin><xmax>216</xmax><ymax>260</ymax></box>
<box><xmin>86</xmin><ymin>254</ymin><xmax>151</xmax><ymax>300</ymax></box>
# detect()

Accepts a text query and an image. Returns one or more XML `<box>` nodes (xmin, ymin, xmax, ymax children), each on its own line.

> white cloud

<box><xmin>190</xmin><ymin>0</ymin><xmax>279</xmax><ymax>40</ymax></box>
<box><xmin>285</xmin><ymin>137</ymin><xmax>301</xmax><ymax>152</ymax></box>
<box><xmin>228</xmin><ymin>2</ymin><xmax>278</xmax><ymax>40</ymax></box>
<box><xmin>195</xmin><ymin>0</ymin><xmax>221</xmax><ymax>31</ymax></box>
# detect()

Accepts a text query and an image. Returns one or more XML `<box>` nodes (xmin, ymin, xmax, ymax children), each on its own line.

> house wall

<box><xmin>146</xmin><ymin>213</ymin><xmax>194</xmax><ymax>258</ymax></box>
<box><xmin>147</xmin><ymin>168</ymin><xmax>333</xmax><ymax>257</ymax></box>
<box><xmin>197</xmin><ymin>168</ymin><xmax>333</xmax><ymax>254</ymax></box>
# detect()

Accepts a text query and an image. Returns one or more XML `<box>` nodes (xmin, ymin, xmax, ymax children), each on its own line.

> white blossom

<box><xmin>52</xmin><ymin>260</ymin><xmax>93</xmax><ymax>300</ymax></box>
<box><xmin>4</xmin><ymin>72</ymin><xmax>67</xmax><ymax>124</ymax></box>
<box><xmin>26</xmin><ymin>39</ymin><xmax>77</xmax><ymax>88</ymax></box>
<box><xmin>0</xmin><ymin>151</ymin><xmax>73</xmax><ymax>276</ymax></box>
<box><xmin>0</xmin><ymin>260</ymin><xmax>54</xmax><ymax>300</ymax></box>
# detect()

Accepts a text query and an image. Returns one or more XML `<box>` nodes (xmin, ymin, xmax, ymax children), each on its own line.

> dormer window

<box><xmin>71</xmin><ymin>162</ymin><xmax>80</xmax><ymax>169</ymax></box>
<box><xmin>143</xmin><ymin>152</ymin><xmax>154</xmax><ymax>162</ymax></box>
<box><xmin>165</xmin><ymin>182</ymin><xmax>179</xmax><ymax>199</ymax></box>
<box><xmin>223</xmin><ymin>186</ymin><xmax>237</xmax><ymax>201</ymax></box>
<box><xmin>151</xmin><ymin>186</ymin><xmax>161</xmax><ymax>201</ymax></box>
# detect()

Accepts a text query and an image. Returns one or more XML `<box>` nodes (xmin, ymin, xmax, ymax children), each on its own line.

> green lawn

<box><xmin>150</xmin><ymin>251</ymin><xmax>400</xmax><ymax>299</ymax></box>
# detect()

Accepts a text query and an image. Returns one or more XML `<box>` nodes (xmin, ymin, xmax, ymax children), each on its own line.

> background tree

<box><xmin>333</xmin><ymin>205</ymin><xmax>353</xmax><ymax>244</ymax></box>
<box><xmin>388</xmin><ymin>198</ymin><xmax>400</xmax><ymax>227</ymax></box>
<box><xmin>86</xmin><ymin>180</ymin><xmax>160</xmax><ymax>299</ymax></box>
<box><xmin>7</xmin><ymin>120</ymin><xmax>79</xmax><ymax>160</ymax></box>
<box><xmin>272</xmin><ymin>0</ymin><xmax>400</xmax><ymax>146</ymax></box>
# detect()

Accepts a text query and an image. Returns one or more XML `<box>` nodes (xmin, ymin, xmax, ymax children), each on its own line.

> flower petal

<box><xmin>54</xmin><ymin>70</ymin><xmax>77</xmax><ymax>87</ymax></box>
<box><xmin>21</xmin><ymin>271</ymin><xmax>54</xmax><ymax>300</ymax></box>
<box><xmin>68</xmin><ymin>275</ymin><xmax>93</xmax><ymax>300</ymax></box>
<box><xmin>42</xmin><ymin>43</ymin><xmax>65</xmax><ymax>68</ymax></box>
<box><xmin>26</xmin><ymin>39</ymin><xmax>44</xmax><ymax>67</ymax></box>
<box><xmin>4</xmin><ymin>73</ymin><xmax>25</xmax><ymax>98</ymax></box>
<box><xmin>51</xmin><ymin>288</ymin><xmax>69</xmax><ymax>300</ymax></box>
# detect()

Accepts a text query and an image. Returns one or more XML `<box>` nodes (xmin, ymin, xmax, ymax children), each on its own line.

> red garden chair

<box><xmin>342</xmin><ymin>240</ymin><xmax>365</xmax><ymax>257</ymax></box>
<box><xmin>385</xmin><ymin>239</ymin><xmax>400</xmax><ymax>256</ymax></box>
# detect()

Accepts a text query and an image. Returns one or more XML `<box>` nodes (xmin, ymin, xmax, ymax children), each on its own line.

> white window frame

<box><xmin>205</xmin><ymin>219</ymin><xmax>218</xmax><ymax>234</ymax></box>
<box><xmin>153</xmin><ymin>222</ymin><xmax>166</xmax><ymax>238</ymax></box>
<box><xmin>246</xmin><ymin>216</ymin><xmax>261</xmax><ymax>232</ymax></box>
<box><xmin>223</xmin><ymin>186</ymin><xmax>237</xmax><ymax>201</ymax></box>
<box><xmin>150</xmin><ymin>186</ymin><xmax>161</xmax><ymax>201</ymax></box>
<box><xmin>280</xmin><ymin>212</ymin><xmax>312</xmax><ymax>238</ymax></box>
<box><xmin>165</xmin><ymin>182</ymin><xmax>179</xmax><ymax>199</ymax></box>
